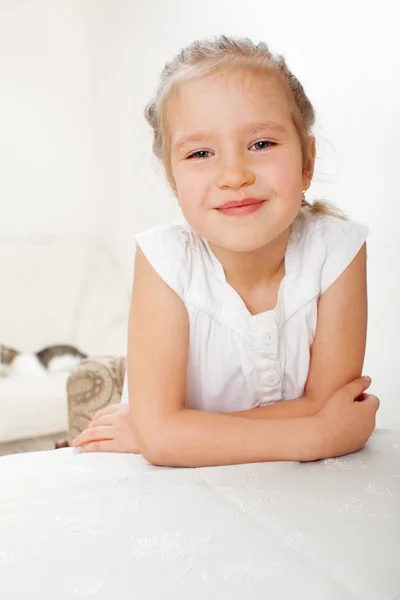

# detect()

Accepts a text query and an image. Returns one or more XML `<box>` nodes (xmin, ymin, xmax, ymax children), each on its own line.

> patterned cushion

<box><xmin>66</xmin><ymin>356</ymin><xmax>125</xmax><ymax>444</ymax></box>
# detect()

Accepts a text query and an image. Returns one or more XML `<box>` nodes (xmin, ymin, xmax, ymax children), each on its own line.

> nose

<box><xmin>215</xmin><ymin>157</ymin><xmax>255</xmax><ymax>190</ymax></box>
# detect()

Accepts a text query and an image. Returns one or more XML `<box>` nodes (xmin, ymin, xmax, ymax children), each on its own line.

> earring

<box><xmin>301</xmin><ymin>187</ymin><xmax>308</xmax><ymax>206</ymax></box>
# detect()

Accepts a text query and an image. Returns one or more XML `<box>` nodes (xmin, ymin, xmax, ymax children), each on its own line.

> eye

<box><xmin>186</xmin><ymin>150</ymin><xmax>213</xmax><ymax>159</ymax></box>
<box><xmin>250</xmin><ymin>140</ymin><xmax>277</xmax><ymax>151</ymax></box>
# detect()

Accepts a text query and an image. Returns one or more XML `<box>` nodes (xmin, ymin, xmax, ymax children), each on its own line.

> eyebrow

<box><xmin>172</xmin><ymin>121</ymin><xmax>288</xmax><ymax>153</ymax></box>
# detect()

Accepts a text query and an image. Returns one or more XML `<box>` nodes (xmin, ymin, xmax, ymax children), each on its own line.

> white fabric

<box><xmin>0</xmin><ymin>429</ymin><xmax>399</xmax><ymax>599</ymax></box>
<box><xmin>122</xmin><ymin>213</ymin><xmax>368</xmax><ymax>411</ymax></box>
<box><xmin>0</xmin><ymin>373</ymin><xmax>69</xmax><ymax>442</ymax></box>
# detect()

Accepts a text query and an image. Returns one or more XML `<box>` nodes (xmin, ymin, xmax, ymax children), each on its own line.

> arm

<box><xmin>226</xmin><ymin>396</ymin><xmax>315</xmax><ymax>419</ymax></box>
<box><xmin>226</xmin><ymin>242</ymin><xmax>368</xmax><ymax>421</ymax></box>
<box><xmin>304</xmin><ymin>242</ymin><xmax>367</xmax><ymax>404</ymax></box>
<box><xmin>127</xmin><ymin>248</ymin><xmax>321</xmax><ymax>467</ymax></box>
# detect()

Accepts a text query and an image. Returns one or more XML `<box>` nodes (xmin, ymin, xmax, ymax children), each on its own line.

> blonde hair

<box><xmin>145</xmin><ymin>35</ymin><xmax>345</xmax><ymax>219</ymax></box>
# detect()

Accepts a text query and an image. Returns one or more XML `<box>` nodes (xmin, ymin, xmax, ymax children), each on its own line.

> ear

<box><xmin>303</xmin><ymin>136</ymin><xmax>316</xmax><ymax>187</ymax></box>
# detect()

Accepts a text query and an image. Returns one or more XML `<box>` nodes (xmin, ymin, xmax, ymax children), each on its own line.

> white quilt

<box><xmin>0</xmin><ymin>429</ymin><xmax>399</xmax><ymax>600</ymax></box>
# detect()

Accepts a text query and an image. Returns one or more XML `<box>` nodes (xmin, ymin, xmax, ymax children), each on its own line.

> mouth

<box><xmin>216</xmin><ymin>198</ymin><xmax>266</xmax><ymax>216</ymax></box>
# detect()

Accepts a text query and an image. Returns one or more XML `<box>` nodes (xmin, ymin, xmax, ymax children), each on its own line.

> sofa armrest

<box><xmin>66</xmin><ymin>355</ymin><xmax>126</xmax><ymax>444</ymax></box>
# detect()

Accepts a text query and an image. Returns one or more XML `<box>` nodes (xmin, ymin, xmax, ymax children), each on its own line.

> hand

<box><xmin>72</xmin><ymin>403</ymin><xmax>140</xmax><ymax>454</ymax></box>
<box><xmin>315</xmin><ymin>376</ymin><xmax>380</xmax><ymax>459</ymax></box>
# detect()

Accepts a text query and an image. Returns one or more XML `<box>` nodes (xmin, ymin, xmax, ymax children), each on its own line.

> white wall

<box><xmin>1</xmin><ymin>0</ymin><xmax>398</xmax><ymax>427</ymax></box>
<box><xmin>0</xmin><ymin>1</ymin><xmax>101</xmax><ymax>238</ymax></box>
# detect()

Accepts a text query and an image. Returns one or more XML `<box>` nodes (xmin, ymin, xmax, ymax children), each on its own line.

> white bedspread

<box><xmin>0</xmin><ymin>429</ymin><xmax>399</xmax><ymax>600</ymax></box>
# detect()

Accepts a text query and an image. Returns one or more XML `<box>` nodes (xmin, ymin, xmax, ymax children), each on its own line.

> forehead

<box><xmin>167</xmin><ymin>67</ymin><xmax>294</xmax><ymax>141</ymax></box>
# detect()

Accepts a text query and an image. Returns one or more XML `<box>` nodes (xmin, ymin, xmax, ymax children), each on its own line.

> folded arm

<box><xmin>127</xmin><ymin>242</ymin><xmax>367</xmax><ymax>467</ymax></box>
<box><xmin>228</xmin><ymin>241</ymin><xmax>368</xmax><ymax>420</ymax></box>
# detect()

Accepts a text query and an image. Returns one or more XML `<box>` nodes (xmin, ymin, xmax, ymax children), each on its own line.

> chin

<box><xmin>211</xmin><ymin>231</ymin><xmax>272</xmax><ymax>253</ymax></box>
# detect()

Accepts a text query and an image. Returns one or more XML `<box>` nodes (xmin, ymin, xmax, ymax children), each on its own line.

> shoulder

<box><xmin>294</xmin><ymin>210</ymin><xmax>368</xmax><ymax>248</ymax></box>
<box><xmin>133</xmin><ymin>219</ymin><xmax>202</xmax><ymax>300</ymax></box>
<box><xmin>293</xmin><ymin>210</ymin><xmax>369</xmax><ymax>295</ymax></box>
<box><xmin>134</xmin><ymin>219</ymin><xmax>193</xmax><ymax>255</ymax></box>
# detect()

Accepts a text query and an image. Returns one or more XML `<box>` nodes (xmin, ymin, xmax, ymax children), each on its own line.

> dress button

<box><xmin>263</xmin><ymin>330</ymin><xmax>277</xmax><ymax>345</ymax></box>
<box><xmin>263</xmin><ymin>371</ymin><xmax>280</xmax><ymax>387</ymax></box>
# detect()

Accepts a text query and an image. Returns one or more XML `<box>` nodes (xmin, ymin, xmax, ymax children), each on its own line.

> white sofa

<box><xmin>0</xmin><ymin>233</ymin><xmax>130</xmax><ymax>444</ymax></box>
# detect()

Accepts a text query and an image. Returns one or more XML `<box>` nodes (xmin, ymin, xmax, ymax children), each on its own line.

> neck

<box><xmin>207</xmin><ymin>227</ymin><xmax>290</xmax><ymax>291</ymax></box>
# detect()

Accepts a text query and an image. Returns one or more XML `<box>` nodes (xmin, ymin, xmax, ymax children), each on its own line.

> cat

<box><xmin>35</xmin><ymin>345</ymin><xmax>88</xmax><ymax>371</ymax></box>
<box><xmin>0</xmin><ymin>344</ymin><xmax>87</xmax><ymax>378</ymax></box>
<box><xmin>0</xmin><ymin>344</ymin><xmax>19</xmax><ymax>376</ymax></box>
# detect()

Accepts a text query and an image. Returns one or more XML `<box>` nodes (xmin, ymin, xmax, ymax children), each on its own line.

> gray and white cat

<box><xmin>0</xmin><ymin>344</ymin><xmax>87</xmax><ymax>377</ymax></box>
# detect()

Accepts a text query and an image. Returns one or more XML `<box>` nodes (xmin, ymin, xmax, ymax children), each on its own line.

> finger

<box><xmin>362</xmin><ymin>394</ymin><xmax>380</xmax><ymax>412</ymax></box>
<box><xmin>88</xmin><ymin>405</ymin><xmax>120</xmax><ymax>426</ymax></box>
<box><xmin>343</xmin><ymin>377</ymin><xmax>372</xmax><ymax>401</ymax></box>
<box><xmin>88</xmin><ymin>415</ymin><xmax>114</xmax><ymax>428</ymax></box>
<box><xmin>91</xmin><ymin>404</ymin><xmax>120</xmax><ymax>421</ymax></box>
<box><xmin>73</xmin><ymin>426</ymin><xmax>114</xmax><ymax>447</ymax></box>
<box><xmin>79</xmin><ymin>440</ymin><xmax>118</xmax><ymax>453</ymax></box>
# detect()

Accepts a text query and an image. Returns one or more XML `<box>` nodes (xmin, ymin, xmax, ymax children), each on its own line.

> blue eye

<box><xmin>186</xmin><ymin>150</ymin><xmax>213</xmax><ymax>159</ymax></box>
<box><xmin>250</xmin><ymin>140</ymin><xmax>276</xmax><ymax>151</ymax></box>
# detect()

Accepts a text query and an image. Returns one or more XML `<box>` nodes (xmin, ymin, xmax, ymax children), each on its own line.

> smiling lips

<box><xmin>216</xmin><ymin>198</ymin><xmax>265</xmax><ymax>216</ymax></box>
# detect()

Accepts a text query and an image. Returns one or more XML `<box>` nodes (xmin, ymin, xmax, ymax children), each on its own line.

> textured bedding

<box><xmin>0</xmin><ymin>429</ymin><xmax>399</xmax><ymax>599</ymax></box>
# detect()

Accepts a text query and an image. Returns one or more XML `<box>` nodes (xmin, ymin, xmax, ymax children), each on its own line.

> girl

<box><xmin>72</xmin><ymin>35</ymin><xmax>379</xmax><ymax>466</ymax></box>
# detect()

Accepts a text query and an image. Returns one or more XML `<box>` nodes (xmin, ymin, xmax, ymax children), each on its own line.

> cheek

<box><xmin>175</xmin><ymin>165</ymin><xmax>212</xmax><ymax>207</ymax></box>
<box><xmin>265</xmin><ymin>155</ymin><xmax>303</xmax><ymax>196</ymax></box>
<box><xmin>176</xmin><ymin>179</ymin><xmax>211</xmax><ymax>232</ymax></box>
<box><xmin>179</xmin><ymin>195</ymin><xmax>204</xmax><ymax>225</ymax></box>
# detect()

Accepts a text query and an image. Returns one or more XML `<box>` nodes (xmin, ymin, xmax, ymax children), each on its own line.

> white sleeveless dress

<box><xmin>121</xmin><ymin>212</ymin><xmax>368</xmax><ymax>412</ymax></box>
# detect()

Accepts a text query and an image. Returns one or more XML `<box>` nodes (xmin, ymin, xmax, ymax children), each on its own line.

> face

<box><xmin>168</xmin><ymin>67</ymin><xmax>314</xmax><ymax>252</ymax></box>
